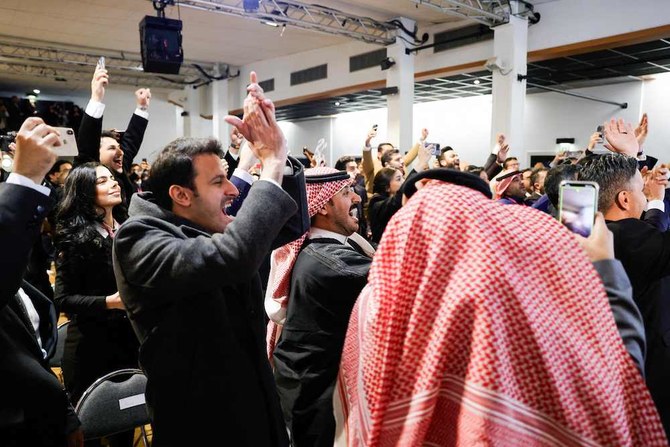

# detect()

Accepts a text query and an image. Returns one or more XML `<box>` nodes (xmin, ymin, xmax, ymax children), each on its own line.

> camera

<box><xmin>0</xmin><ymin>132</ymin><xmax>16</xmax><ymax>152</ymax></box>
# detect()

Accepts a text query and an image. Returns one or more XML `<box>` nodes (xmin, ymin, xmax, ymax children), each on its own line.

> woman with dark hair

<box><xmin>54</xmin><ymin>162</ymin><xmax>138</xmax><ymax>447</ymax></box>
<box><xmin>368</xmin><ymin>167</ymin><xmax>405</xmax><ymax>243</ymax></box>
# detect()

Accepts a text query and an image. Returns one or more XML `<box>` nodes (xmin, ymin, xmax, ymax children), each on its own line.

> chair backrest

<box><xmin>75</xmin><ymin>368</ymin><xmax>151</xmax><ymax>440</ymax></box>
<box><xmin>48</xmin><ymin>320</ymin><xmax>69</xmax><ymax>368</ymax></box>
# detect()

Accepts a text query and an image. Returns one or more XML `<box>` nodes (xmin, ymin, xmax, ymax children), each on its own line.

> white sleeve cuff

<box><xmin>232</xmin><ymin>168</ymin><xmax>254</xmax><ymax>185</ymax></box>
<box><xmin>257</xmin><ymin>178</ymin><xmax>282</xmax><ymax>190</ymax></box>
<box><xmin>647</xmin><ymin>199</ymin><xmax>665</xmax><ymax>212</ymax></box>
<box><xmin>7</xmin><ymin>173</ymin><xmax>51</xmax><ymax>196</ymax></box>
<box><xmin>134</xmin><ymin>108</ymin><xmax>149</xmax><ymax>120</ymax></box>
<box><xmin>85</xmin><ymin>100</ymin><xmax>105</xmax><ymax>119</ymax></box>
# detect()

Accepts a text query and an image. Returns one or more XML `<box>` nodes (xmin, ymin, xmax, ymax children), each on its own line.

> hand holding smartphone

<box><xmin>425</xmin><ymin>142</ymin><xmax>441</xmax><ymax>156</ymax></box>
<box><xmin>558</xmin><ymin>180</ymin><xmax>599</xmax><ymax>237</ymax></box>
<box><xmin>98</xmin><ymin>56</ymin><xmax>105</xmax><ymax>70</ymax></box>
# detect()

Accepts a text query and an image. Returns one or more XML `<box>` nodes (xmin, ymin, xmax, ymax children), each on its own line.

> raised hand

<box><xmin>237</xmin><ymin>140</ymin><xmax>258</xmax><ymax>173</ymax></box>
<box><xmin>13</xmin><ymin>117</ymin><xmax>61</xmax><ymax>184</ymax></box>
<box><xmin>587</xmin><ymin>131</ymin><xmax>601</xmax><ymax>151</ymax></box>
<box><xmin>420</xmin><ymin>128</ymin><xmax>428</xmax><ymax>142</ymax></box>
<box><xmin>634</xmin><ymin>113</ymin><xmax>648</xmax><ymax>149</ymax></box>
<box><xmin>365</xmin><ymin>125</ymin><xmax>377</xmax><ymax>147</ymax></box>
<box><xmin>91</xmin><ymin>66</ymin><xmax>109</xmax><ymax>103</ymax></box>
<box><xmin>576</xmin><ymin>212</ymin><xmax>614</xmax><ymax>262</ymax></box>
<box><xmin>497</xmin><ymin>142</ymin><xmax>510</xmax><ymax>164</ymax></box>
<box><xmin>603</xmin><ymin>118</ymin><xmax>639</xmax><ymax>157</ymax></box>
<box><xmin>224</xmin><ymin>71</ymin><xmax>286</xmax><ymax>182</ymax></box>
<box><xmin>135</xmin><ymin>88</ymin><xmax>151</xmax><ymax>109</ymax></box>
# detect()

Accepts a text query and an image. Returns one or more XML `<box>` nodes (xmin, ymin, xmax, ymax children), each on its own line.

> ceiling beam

<box><xmin>0</xmin><ymin>35</ymin><xmax>221</xmax><ymax>89</ymax></box>
<box><xmin>168</xmin><ymin>0</ymin><xmax>397</xmax><ymax>45</ymax></box>
<box><xmin>409</xmin><ymin>0</ymin><xmax>507</xmax><ymax>27</ymax></box>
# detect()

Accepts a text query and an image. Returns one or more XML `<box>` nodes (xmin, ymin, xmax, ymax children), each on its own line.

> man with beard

<box><xmin>267</xmin><ymin>167</ymin><xmax>375</xmax><ymax>447</ymax></box>
<box><xmin>437</xmin><ymin>146</ymin><xmax>460</xmax><ymax>170</ymax></box>
<box><xmin>495</xmin><ymin>169</ymin><xmax>527</xmax><ymax>205</ymax></box>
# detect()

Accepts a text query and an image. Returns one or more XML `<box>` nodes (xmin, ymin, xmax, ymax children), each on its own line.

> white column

<box><xmin>175</xmin><ymin>106</ymin><xmax>185</xmax><ymax>138</ymax></box>
<box><xmin>212</xmin><ymin>64</ymin><xmax>230</xmax><ymax>147</ymax></box>
<box><xmin>386</xmin><ymin>17</ymin><xmax>415</xmax><ymax>154</ymax></box>
<box><xmin>185</xmin><ymin>85</ymin><xmax>201</xmax><ymax>138</ymax></box>
<box><xmin>490</xmin><ymin>14</ymin><xmax>528</xmax><ymax>160</ymax></box>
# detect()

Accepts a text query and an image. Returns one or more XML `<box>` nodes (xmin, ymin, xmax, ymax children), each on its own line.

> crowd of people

<box><xmin>1</xmin><ymin>62</ymin><xmax>670</xmax><ymax>447</ymax></box>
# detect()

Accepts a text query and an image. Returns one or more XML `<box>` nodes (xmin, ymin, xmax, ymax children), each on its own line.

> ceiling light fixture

<box><xmin>473</xmin><ymin>79</ymin><xmax>480</xmax><ymax>85</ymax></box>
<box><xmin>33</xmin><ymin>88</ymin><xmax>41</xmax><ymax>94</ymax></box>
<box><xmin>262</xmin><ymin>21</ymin><xmax>279</xmax><ymax>27</ymax></box>
<box><xmin>334</xmin><ymin>101</ymin><xmax>341</xmax><ymax>106</ymax></box>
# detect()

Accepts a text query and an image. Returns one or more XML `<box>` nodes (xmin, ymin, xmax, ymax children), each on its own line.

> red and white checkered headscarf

<box><xmin>494</xmin><ymin>169</ymin><xmax>521</xmax><ymax>200</ymax></box>
<box><xmin>337</xmin><ymin>180</ymin><xmax>666</xmax><ymax>446</ymax></box>
<box><xmin>265</xmin><ymin>166</ymin><xmax>352</xmax><ymax>358</ymax></box>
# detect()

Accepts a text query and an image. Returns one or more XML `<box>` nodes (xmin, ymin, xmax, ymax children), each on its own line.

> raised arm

<box><xmin>120</xmin><ymin>88</ymin><xmax>150</xmax><ymax>172</ymax></box>
<box><xmin>75</xmin><ymin>66</ymin><xmax>108</xmax><ymax>166</ymax></box>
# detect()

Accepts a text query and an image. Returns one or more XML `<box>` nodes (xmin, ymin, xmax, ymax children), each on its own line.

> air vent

<box><xmin>259</xmin><ymin>78</ymin><xmax>274</xmax><ymax>93</ymax></box>
<box><xmin>434</xmin><ymin>24</ymin><xmax>493</xmax><ymax>53</ymax></box>
<box><xmin>350</xmin><ymin>48</ymin><xmax>388</xmax><ymax>72</ymax></box>
<box><xmin>290</xmin><ymin>64</ymin><xmax>327</xmax><ymax>86</ymax></box>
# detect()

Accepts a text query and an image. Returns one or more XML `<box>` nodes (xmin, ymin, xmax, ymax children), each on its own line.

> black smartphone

<box><xmin>558</xmin><ymin>180</ymin><xmax>599</xmax><ymax>237</ymax></box>
<box><xmin>372</xmin><ymin>124</ymin><xmax>378</xmax><ymax>131</ymax></box>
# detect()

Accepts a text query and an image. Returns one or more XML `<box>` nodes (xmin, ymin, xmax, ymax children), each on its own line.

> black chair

<box><xmin>48</xmin><ymin>320</ymin><xmax>69</xmax><ymax>368</ymax></box>
<box><xmin>75</xmin><ymin>368</ymin><xmax>151</xmax><ymax>446</ymax></box>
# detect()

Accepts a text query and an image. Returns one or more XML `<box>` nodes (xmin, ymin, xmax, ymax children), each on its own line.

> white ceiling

<box><xmin>0</xmin><ymin>0</ymin><xmax>462</xmax><ymax>66</ymax></box>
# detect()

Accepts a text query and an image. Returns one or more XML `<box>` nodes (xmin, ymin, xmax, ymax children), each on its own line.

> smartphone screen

<box><xmin>558</xmin><ymin>181</ymin><xmax>599</xmax><ymax>237</ymax></box>
<box><xmin>98</xmin><ymin>56</ymin><xmax>105</xmax><ymax>70</ymax></box>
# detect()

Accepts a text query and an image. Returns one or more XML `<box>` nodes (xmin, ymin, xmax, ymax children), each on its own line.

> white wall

<box><xmin>291</xmin><ymin>76</ymin><xmax>670</xmax><ymax>170</ymax></box>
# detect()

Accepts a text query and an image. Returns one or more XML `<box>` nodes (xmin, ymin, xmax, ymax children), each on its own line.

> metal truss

<box><xmin>170</xmin><ymin>0</ymin><xmax>397</xmax><ymax>45</ymax></box>
<box><xmin>410</xmin><ymin>0</ymin><xmax>508</xmax><ymax>27</ymax></box>
<box><xmin>0</xmin><ymin>35</ymin><xmax>219</xmax><ymax>89</ymax></box>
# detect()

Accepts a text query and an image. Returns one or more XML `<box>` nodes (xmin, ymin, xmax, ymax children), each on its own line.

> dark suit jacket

<box><xmin>0</xmin><ymin>182</ymin><xmax>80</xmax><ymax>445</ymax></box>
<box><xmin>113</xmin><ymin>182</ymin><xmax>297</xmax><ymax>446</ymax></box>
<box><xmin>608</xmin><ymin>217</ymin><xmax>670</xmax><ymax>435</ymax></box>
<box><xmin>75</xmin><ymin>110</ymin><xmax>148</xmax><ymax>207</ymax></box>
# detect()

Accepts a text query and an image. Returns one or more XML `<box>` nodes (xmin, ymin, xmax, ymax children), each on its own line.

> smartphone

<box><xmin>97</xmin><ymin>56</ymin><xmax>105</xmax><ymax>70</ymax></box>
<box><xmin>425</xmin><ymin>142</ymin><xmax>441</xmax><ymax>156</ymax></box>
<box><xmin>558</xmin><ymin>180</ymin><xmax>599</xmax><ymax>237</ymax></box>
<box><xmin>592</xmin><ymin>125</ymin><xmax>608</xmax><ymax>154</ymax></box>
<box><xmin>372</xmin><ymin>124</ymin><xmax>378</xmax><ymax>131</ymax></box>
<box><xmin>52</xmin><ymin>127</ymin><xmax>79</xmax><ymax>157</ymax></box>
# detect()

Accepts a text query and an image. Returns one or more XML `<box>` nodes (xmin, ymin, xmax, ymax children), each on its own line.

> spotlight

<box><xmin>243</xmin><ymin>0</ymin><xmax>260</xmax><ymax>12</ymax></box>
<box><xmin>33</xmin><ymin>89</ymin><xmax>41</xmax><ymax>94</ymax></box>
<box><xmin>473</xmin><ymin>79</ymin><xmax>480</xmax><ymax>85</ymax></box>
<box><xmin>380</xmin><ymin>57</ymin><xmax>396</xmax><ymax>71</ymax></box>
<box><xmin>262</xmin><ymin>21</ymin><xmax>279</xmax><ymax>27</ymax></box>
<box><xmin>334</xmin><ymin>101</ymin><xmax>341</xmax><ymax>106</ymax></box>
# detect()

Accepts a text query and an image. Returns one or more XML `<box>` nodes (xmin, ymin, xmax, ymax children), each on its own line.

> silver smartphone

<box><xmin>558</xmin><ymin>180</ymin><xmax>599</xmax><ymax>237</ymax></box>
<box><xmin>98</xmin><ymin>56</ymin><xmax>105</xmax><ymax>70</ymax></box>
<box><xmin>52</xmin><ymin>127</ymin><xmax>79</xmax><ymax>157</ymax></box>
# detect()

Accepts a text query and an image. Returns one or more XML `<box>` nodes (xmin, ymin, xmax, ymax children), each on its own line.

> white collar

<box><xmin>308</xmin><ymin>227</ymin><xmax>348</xmax><ymax>244</ymax></box>
<box><xmin>95</xmin><ymin>220</ymin><xmax>119</xmax><ymax>239</ymax></box>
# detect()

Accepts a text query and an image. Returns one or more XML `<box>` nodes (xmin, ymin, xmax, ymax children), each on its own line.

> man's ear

<box><xmin>169</xmin><ymin>185</ymin><xmax>192</xmax><ymax>208</ymax></box>
<box><xmin>615</xmin><ymin>190</ymin><xmax>630</xmax><ymax>210</ymax></box>
<box><xmin>439</xmin><ymin>159</ymin><xmax>446</xmax><ymax>167</ymax></box>
<box><xmin>316</xmin><ymin>203</ymin><xmax>329</xmax><ymax>216</ymax></box>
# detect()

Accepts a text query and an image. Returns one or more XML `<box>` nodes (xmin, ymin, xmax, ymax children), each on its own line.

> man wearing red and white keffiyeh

<box><xmin>265</xmin><ymin>166</ymin><xmax>375</xmax><ymax>447</ymax></box>
<box><xmin>337</xmin><ymin>173</ymin><xmax>666</xmax><ymax>446</ymax></box>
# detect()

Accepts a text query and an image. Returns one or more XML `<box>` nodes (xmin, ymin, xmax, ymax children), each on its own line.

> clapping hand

<box><xmin>603</xmin><ymin>118</ymin><xmax>639</xmax><ymax>157</ymax></box>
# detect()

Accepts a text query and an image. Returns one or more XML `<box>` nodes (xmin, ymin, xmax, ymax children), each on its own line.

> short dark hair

<box><xmin>530</xmin><ymin>167</ymin><xmax>548</xmax><ymax>186</ymax></box>
<box><xmin>544</xmin><ymin>163</ymin><xmax>581</xmax><ymax>208</ymax></box>
<box><xmin>381</xmin><ymin>149</ymin><xmax>400</xmax><ymax>167</ymax></box>
<box><xmin>465</xmin><ymin>165</ymin><xmax>483</xmax><ymax>175</ymax></box>
<box><xmin>100</xmin><ymin>130</ymin><xmax>121</xmax><ymax>143</ymax></box>
<box><xmin>503</xmin><ymin>157</ymin><xmax>518</xmax><ymax>169</ymax></box>
<box><xmin>372</xmin><ymin>167</ymin><xmax>398</xmax><ymax>196</ymax></box>
<box><xmin>149</xmin><ymin>137</ymin><xmax>224</xmax><ymax>210</ymax></box>
<box><xmin>334</xmin><ymin>156</ymin><xmax>356</xmax><ymax>171</ymax></box>
<box><xmin>377</xmin><ymin>142</ymin><xmax>394</xmax><ymax>153</ymax></box>
<box><xmin>578</xmin><ymin>153</ymin><xmax>639</xmax><ymax>212</ymax></box>
<box><xmin>47</xmin><ymin>159</ymin><xmax>72</xmax><ymax>176</ymax></box>
<box><xmin>438</xmin><ymin>146</ymin><xmax>456</xmax><ymax>163</ymax></box>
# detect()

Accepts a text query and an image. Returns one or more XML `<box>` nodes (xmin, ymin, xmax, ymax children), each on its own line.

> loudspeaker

<box><xmin>139</xmin><ymin>16</ymin><xmax>184</xmax><ymax>75</ymax></box>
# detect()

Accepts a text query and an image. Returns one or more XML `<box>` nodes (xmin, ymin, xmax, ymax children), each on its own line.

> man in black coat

<box><xmin>580</xmin><ymin>151</ymin><xmax>670</xmax><ymax>436</ymax></box>
<box><xmin>0</xmin><ymin>117</ymin><xmax>83</xmax><ymax>446</ymax></box>
<box><xmin>271</xmin><ymin>167</ymin><xmax>374</xmax><ymax>447</ymax></box>
<box><xmin>75</xmin><ymin>65</ymin><xmax>150</xmax><ymax>207</ymax></box>
<box><xmin>112</xmin><ymin>72</ymin><xmax>296</xmax><ymax>446</ymax></box>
